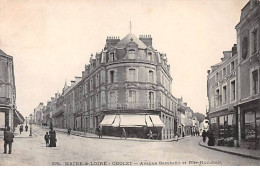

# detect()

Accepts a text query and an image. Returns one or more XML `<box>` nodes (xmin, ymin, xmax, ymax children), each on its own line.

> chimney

<box><xmin>106</xmin><ymin>36</ymin><xmax>120</xmax><ymax>49</ymax></box>
<box><xmin>221</xmin><ymin>51</ymin><xmax>232</xmax><ymax>61</ymax></box>
<box><xmin>71</xmin><ymin>80</ymin><xmax>76</xmax><ymax>86</ymax></box>
<box><xmin>232</xmin><ymin>44</ymin><xmax>237</xmax><ymax>56</ymax></box>
<box><xmin>139</xmin><ymin>35</ymin><xmax>152</xmax><ymax>47</ymax></box>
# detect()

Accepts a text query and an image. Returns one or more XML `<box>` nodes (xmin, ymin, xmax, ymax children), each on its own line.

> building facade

<box><xmin>33</xmin><ymin>102</ymin><xmax>44</xmax><ymax>125</ymax></box>
<box><xmin>37</xmin><ymin>33</ymin><xmax>199</xmax><ymax>140</ymax></box>
<box><xmin>208</xmin><ymin>0</ymin><xmax>260</xmax><ymax>150</ymax></box>
<box><xmin>236</xmin><ymin>0</ymin><xmax>260</xmax><ymax>150</ymax></box>
<box><xmin>0</xmin><ymin>49</ymin><xmax>22</xmax><ymax>132</ymax></box>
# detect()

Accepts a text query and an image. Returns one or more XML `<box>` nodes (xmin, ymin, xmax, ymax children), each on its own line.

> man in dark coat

<box><xmin>49</xmin><ymin>128</ymin><xmax>56</xmax><ymax>147</ymax></box>
<box><xmin>25</xmin><ymin>125</ymin><xmax>28</xmax><ymax>132</ymax></box>
<box><xmin>19</xmin><ymin>125</ymin><xmax>23</xmax><ymax>134</ymax></box>
<box><xmin>202</xmin><ymin>130</ymin><xmax>207</xmax><ymax>142</ymax></box>
<box><xmin>3</xmin><ymin>127</ymin><xmax>14</xmax><ymax>154</ymax></box>
<box><xmin>208</xmin><ymin>130</ymin><xmax>215</xmax><ymax>146</ymax></box>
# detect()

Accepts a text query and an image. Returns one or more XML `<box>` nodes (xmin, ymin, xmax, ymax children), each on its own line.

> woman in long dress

<box><xmin>49</xmin><ymin>128</ymin><xmax>56</xmax><ymax>147</ymax></box>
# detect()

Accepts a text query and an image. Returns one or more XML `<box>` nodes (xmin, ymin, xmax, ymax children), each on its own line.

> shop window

<box><xmin>252</xmin><ymin>70</ymin><xmax>259</xmax><ymax>95</ymax></box>
<box><xmin>244</xmin><ymin>111</ymin><xmax>256</xmax><ymax>141</ymax></box>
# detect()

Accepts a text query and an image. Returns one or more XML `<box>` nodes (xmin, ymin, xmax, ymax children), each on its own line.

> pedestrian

<box><xmin>182</xmin><ymin>132</ymin><xmax>184</xmax><ymax>137</ymax></box>
<box><xmin>49</xmin><ymin>127</ymin><xmax>57</xmax><ymax>147</ymax></box>
<box><xmin>208</xmin><ymin>130</ymin><xmax>215</xmax><ymax>146</ymax></box>
<box><xmin>67</xmin><ymin>128</ymin><xmax>71</xmax><ymax>136</ymax></box>
<box><xmin>3</xmin><ymin>127</ymin><xmax>14</xmax><ymax>154</ymax></box>
<box><xmin>148</xmin><ymin>130</ymin><xmax>153</xmax><ymax>139</ymax></box>
<box><xmin>44</xmin><ymin>132</ymin><xmax>50</xmax><ymax>147</ymax></box>
<box><xmin>202</xmin><ymin>130</ymin><xmax>207</xmax><ymax>143</ymax></box>
<box><xmin>19</xmin><ymin>125</ymin><xmax>23</xmax><ymax>134</ymax></box>
<box><xmin>25</xmin><ymin>125</ymin><xmax>28</xmax><ymax>132</ymax></box>
<box><xmin>121</xmin><ymin>128</ymin><xmax>127</xmax><ymax>139</ymax></box>
<box><xmin>98</xmin><ymin>126</ymin><xmax>102</xmax><ymax>138</ymax></box>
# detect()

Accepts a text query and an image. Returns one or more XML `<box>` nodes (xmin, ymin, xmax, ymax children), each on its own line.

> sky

<box><xmin>0</xmin><ymin>0</ymin><xmax>249</xmax><ymax>118</ymax></box>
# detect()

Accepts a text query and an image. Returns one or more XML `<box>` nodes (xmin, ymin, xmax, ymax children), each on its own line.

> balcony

<box><xmin>101</xmin><ymin>102</ymin><xmax>160</xmax><ymax>111</ymax></box>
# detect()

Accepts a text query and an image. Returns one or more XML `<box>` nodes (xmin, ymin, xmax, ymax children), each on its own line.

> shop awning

<box><xmin>112</xmin><ymin>115</ymin><xmax>120</xmax><ymax>127</ymax></box>
<box><xmin>149</xmin><ymin>115</ymin><xmax>165</xmax><ymax>127</ymax></box>
<box><xmin>145</xmin><ymin>115</ymin><xmax>153</xmax><ymax>127</ymax></box>
<box><xmin>100</xmin><ymin>115</ymin><xmax>116</xmax><ymax>126</ymax></box>
<box><xmin>14</xmin><ymin>110</ymin><xmax>24</xmax><ymax>124</ymax></box>
<box><xmin>119</xmin><ymin>115</ymin><xmax>147</xmax><ymax>127</ymax></box>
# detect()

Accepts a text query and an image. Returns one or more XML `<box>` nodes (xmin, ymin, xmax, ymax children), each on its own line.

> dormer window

<box><xmin>128</xmin><ymin>49</ymin><xmax>135</xmax><ymax>59</ymax></box>
<box><xmin>148</xmin><ymin>52</ymin><xmax>152</xmax><ymax>61</ymax></box>
<box><xmin>110</xmin><ymin>53</ymin><xmax>115</xmax><ymax>61</ymax></box>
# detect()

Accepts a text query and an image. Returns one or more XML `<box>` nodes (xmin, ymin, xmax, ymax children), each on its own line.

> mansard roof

<box><xmin>115</xmin><ymin>33</ymin><xmax>147</xmax><ymax>49</ymax></box>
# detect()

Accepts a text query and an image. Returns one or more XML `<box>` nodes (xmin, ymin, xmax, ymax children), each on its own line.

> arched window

<box><xmin>128</xmin><ymin>49</ymin><xmax>135</xmax><ymax>59</ymax></box>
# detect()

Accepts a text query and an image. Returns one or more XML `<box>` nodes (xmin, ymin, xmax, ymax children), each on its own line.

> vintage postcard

<box><xmin>0</xmin><ymin>0</ymin><xmax>260</xmax><ymax>166</ymax></box>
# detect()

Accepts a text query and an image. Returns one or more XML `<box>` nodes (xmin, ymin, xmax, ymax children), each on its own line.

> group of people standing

<box><xmin>202</xmin><ymin>130</ymin><xmax>215</xmax><ymax>146</ymax></box>
<box><xmin>44</xmin><ymin>128</ymin><xmax>57</xmax><ymax>147</ymax></box>
<box><xmin>19</xmin><ymin>124</ymin><xmax>28</xmax><ymax>134</ymax></box>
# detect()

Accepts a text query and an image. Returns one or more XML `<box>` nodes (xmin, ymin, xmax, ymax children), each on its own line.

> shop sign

<box><xmin>211</xmin><ymin>71</ymin><xmax>236</xmax><ymax>90</ymax></box>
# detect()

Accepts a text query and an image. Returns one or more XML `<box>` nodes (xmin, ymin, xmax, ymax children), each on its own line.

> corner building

<box><xmin>64</xmin><ymin>33</ymin><xmax>179</xmax><ymax>140</ymax></box>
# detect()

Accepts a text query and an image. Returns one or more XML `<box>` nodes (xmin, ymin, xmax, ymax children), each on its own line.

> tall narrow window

<box><xmin>110</xmin><ymin>71</ymin><xmax>114</xmax><ymax>83</ymax></box>
<box><xmin>231</xmin><ymin>61</ymin><xmax>235</xmax><ymax>71</ymax></box>
<box><xmin>149</xmin><ymin>70</ymin><xmax>154</xmax><ymax>83</ymax></box>
<box><xmin>128</xmin><ymin>49</ymin><xmax>135</xmax><ymax>59</ymax></box>
<box><xmin>129</xmin><ymin>69</ymin><xmax>136</xmax><ymax>81</ymax></box>
<box><xmin>223</xmin><ymin>85</ymin><xmax>227</xmax><ymax>104</ymax></box>
<box><xmin>216</xmin><ymin>72</ymin><xmax>219</xmax><ymax>81</ymax></box>
<box><xmin>96</xmin><ymin>94</ymin><xmax>99</xmax><ymax>108</ymax></box>
<box><xmin>109</xmin><ymin>91</ymin><xmax>116</xmax><ymax>108</ymax></box>
<box><xmin>231</xmin><ymin>80</ymin><xmax>236</xmax><ymax>101</ymax></box>
<box><xmin>90</xmin><ymin>79</ymin><xmax>93</xmax><ymax>91</ymax></box>
<box><xmin>106</xmin><ymin>54</ymin><xmax>109</xmax><ymax>62</ymax></box>
<box><xmin>223</xmin><ymin>67</ymin><xmax>226</xmax><ymax>77</ymax></box>
<box><xmin>128</xmin><ymin>90</ymin><xmax>136</xmax><ymax>108</ymax></box>
<box><xmin>90</xmin><ymin>97</ymin><xmax>93</xmax><ymax>109</ymax></box>
<box><xmin>252</xmin><ymin>70</ymin><xmax>258</xmax><ymax>94</ymax></box>
<box><xmin>216</xmin><ymin>89</ymin><xmax>220</xmax><ymax>107</ymax></box>
<box><xmin>253</xmin><ymin>29</ymin><xmax>258</xmax><ymax>54</ymax></box>
<box><xmin>148</xmin><ymin>52</ymin><xmax>152</xmax><ymax>61</ymax></box>
<box><xmin>110</xmin><ymin>53</ymin><xmax>115</xmax><ymax>61</ymax></box>
<box><xmin>149</xmin><ymin>92</ymin><xmax>154</xmax><ymax>109</ymax></box>
<box><xmin>96</xmin><ymin>74</ymin><xmax>99</xmax><ymax>87</ymax></box>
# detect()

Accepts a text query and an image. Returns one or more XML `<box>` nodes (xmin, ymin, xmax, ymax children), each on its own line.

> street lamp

<box><xmin>29</xmin><ymin>114</ymin><xmax>33</xmax><ymax>136</ymax></box>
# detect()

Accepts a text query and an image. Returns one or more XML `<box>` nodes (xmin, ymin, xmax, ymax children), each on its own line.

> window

<box><xmin>129</xmin><ymin>69</ymin><xmax>136</xmax><ymax>81</ymax></box>
<box><xmin>110</xmin><ymin>71</ymin><xmax>114</xmax><ymax>83</ymax></box>
<box><xmin>106</xmin><ymin>54</ymin><xmax>109</xmax><ymax>62</ymax></box>
<box><xmin>243</xmin><ymin>111</ymin><xmax>256</xmax><ymax>141</ymax></box>
<box><xmin>231</xmin><ymin>80</ymin><xmax>236</xmax><ymax>101</ymax></box>
<box><xmin>109</xmin><ymin>91</ymin><xmax>116</xmax><ymax>108</ymax></box>
<box><xmin>149</xmin><ymin>70</ymin><xmax>154</xmax><ymax>83</ymax></box>
<box><xmin>223</xmin><ymin>67</ymin><xmax>226</xmax><ymax>77</ymax></box>
<box><xmin>96</xmin><ymin>94</ymin><xmax>99</xmax><ymax>108</ymax></box>
<box><xmin>231</xmin><ymin>61</ymin><xmax>235</xmax><ymax>71</ymax></box>
<box><xmin>110</xmin><ymin>53</ymin><xmax>115</xmax><ymax>61</ymax></box>
<box><xmin>128</xmin><ymin>90</ymin><xmax>136</xmax><ymax>104</ymax></box>
<box><xmin>90</xmin><ymin>97</ymin><xmax>93</xmax><ymax>109</ymax></box>
<box><xmin>148</xmin><ymin>52</ymin><xmax>152</xmax><ymax>61</ymax></box>
<box><xmin>252</xmin><ymin>29</ymin><xmax>258</xmax><ymax>54</ymax></box>
<box><xmin>242</xmin><ymin>37</ymin><xmax>248</xmax><ymax>59</ymax></box>
<box><xmin>215</xmin><ymin>89</ymin><xmax>220</xmax><ymax>107</ymax></box>
<box><xmin>96</xmin><ymin>74</ymin><xmax>99</xmax><ymax>87</ymax></box>
<box><xmin>222</xmin><ymin>85</ymin><xmax>227</xmax><ymax>105</ymax></box>
<box><xmin>128</xmin><ymin>49</ymin><xmax>135</xmax><ymax>59</ymax></box>
<box><xmin>90</xmin><ymin>79</ymin><xmax>93</xmax><ymax>91</ymax></box>
<box><xmin>216</xmin><ymin>72</ymin><xmax>219</xmax><ymax>81</ymax></box>
<box><xmin>252</xmin><ymin>70</ymin><xmax>259</xmax><ymax>95</ymax></box>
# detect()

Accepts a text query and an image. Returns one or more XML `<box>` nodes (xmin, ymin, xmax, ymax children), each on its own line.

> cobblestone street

<box><xmin>0</xmin><ymin>126</ymin><xmax>259</xmax><ymax>166</ymax></box>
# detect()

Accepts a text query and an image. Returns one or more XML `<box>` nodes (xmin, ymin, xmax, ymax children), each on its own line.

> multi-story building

<box><xmin>37</xmin><ymin>33</ymin><xmax>198</xmax><ymax>140</ymax></box>
<box><xmin>0</xmin><ymin>49</ymin><xmax>22</xmax><ymax>132</ymax></box>
<box><xmin>207</xmin><ymin>46</ymin><xmax>238</xmax><ymax>142</ymax></box>
<box><xmin>207</xmin><ymin>0</ymin><xmax>260</xmax><ymax>150</ymax></box>
<box><xmin>33</xmin><ymin>102</ymin><xmax>44</xmax><ymax>125</ymax></box>
<box><xmin>236</xmin><ymin>0</ymin><xmax>260</xmax><ymax>150</ymax></box>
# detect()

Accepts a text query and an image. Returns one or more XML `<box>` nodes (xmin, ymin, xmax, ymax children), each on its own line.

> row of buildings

<box><xmin>0</xmin><ymin>49</ymin><xmax>23</xmax><ymax>133</ymax></box>
<box><xmin>207</xmin><ymin>0</ymin><xmax>260</xmax><ymax>150</ymax></box>
<box><xmin>34</xmin><ymin>33</ymin><xmax>203</xmax><ymax>140</ymax></box>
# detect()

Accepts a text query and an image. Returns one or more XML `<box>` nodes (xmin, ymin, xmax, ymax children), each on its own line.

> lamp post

<box><xmin>29</xmin><ymin>114</ymin><xmax>33</xmax><ymax>136</ymax></box>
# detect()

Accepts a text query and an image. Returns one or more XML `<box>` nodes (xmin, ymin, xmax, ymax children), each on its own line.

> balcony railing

<box><xmin>101</xmin><ymin>102</ymin><xmax>160</xmax><ymax>111</ymax></box>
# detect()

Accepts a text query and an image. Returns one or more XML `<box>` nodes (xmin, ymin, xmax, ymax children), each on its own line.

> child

<box><xmin>44</xmin><ymin>132</ymin><xmax>49</xmax><ymax>147</ymax></box>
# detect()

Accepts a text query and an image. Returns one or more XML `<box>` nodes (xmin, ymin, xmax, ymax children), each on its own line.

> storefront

<box><xmin>239</xmin><ymin>99</ymin><xmax>260</xmax><ymax>150</ymax></box>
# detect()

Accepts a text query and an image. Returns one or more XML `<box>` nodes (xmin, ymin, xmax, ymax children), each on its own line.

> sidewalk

<box><xmin>199</xmin><ymin>140</ymin><xmax>260</xmax><ymax>160</ymax></box>
<box><xmin>41</xmin><ymin>125</ymin><xmax>187</xmax><ymax>142</ymax></box>
<box><xmin>0</xmin><ymin>126</ymin><xmax>36</xmax><ymax>139</ymax></box>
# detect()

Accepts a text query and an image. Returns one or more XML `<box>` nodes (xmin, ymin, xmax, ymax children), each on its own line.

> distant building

<box><xmin>33</xmin><ymin>102</ymin><xmax>44</xmax><ymax>125</ymax></box>
<box><xmin>0</xmin><ymin>49</ymin><xmax>23</xmax><ymax>131</ymax></box>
